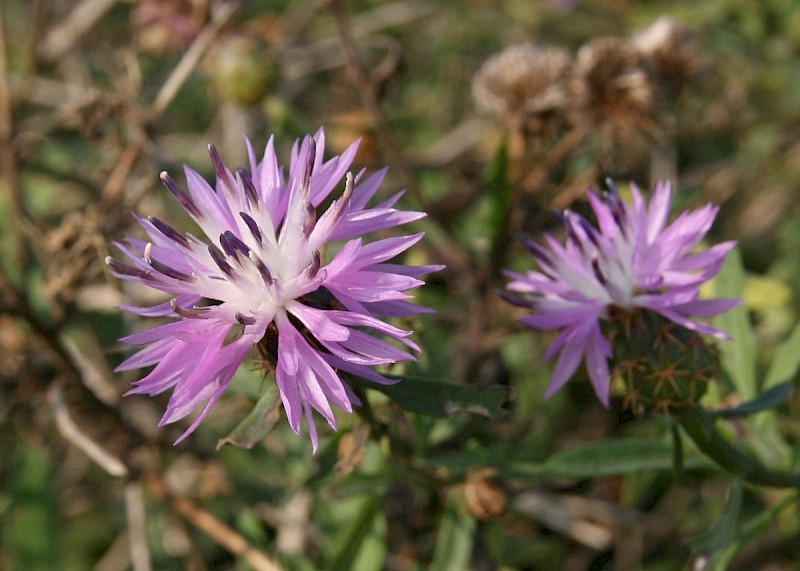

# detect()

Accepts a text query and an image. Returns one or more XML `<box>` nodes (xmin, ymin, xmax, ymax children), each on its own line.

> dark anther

<box><xmin>105</xmin><ymin>256</ymin><xmax>150</xmax><ymax>279</ymax></box>
<box><xmin>208</xmin><ymin>144</ymin><xmax>236</xmax><ymax>195</ymax></box>
<box><xmin>235</xmin><ymin>312</ymin><xmax>257</xmax><ymax>326</ymax></box>
<box><xmin>240</xmin><ymin>212</ymin><xmax>263</xmax><ymax>244</ymax></box>
<box><xmin>208</xmin><ymin>244</ymin><xmax>234</xmax><ymax>277</ymax></box>
<box><xmin>249</xmin><ymin>252</ymin><xmax>274</xmax><ymax>286</ymax></box>
<box><xmin>161</xmin><ymin>172</ymin><xmax>202</xmax><ymax>218</ymax></box>
<box><xmin>219</xmin><ymin>231</ymin><xmax>250</xmax><ymax>261</ymax></box>
<box><xmin>144</xmin><ymin>243</ymin><xmax>194</xmax><ymax>282</ymax></box>
<box><xmin>149</xmin><ymin>216</ymin><xmax>190</xmax><ymax>248</ymax></box>
<box><xmin>236</xmin><ymin>168</ymin><xmax>259</xmax><ymax>205</ymax></box>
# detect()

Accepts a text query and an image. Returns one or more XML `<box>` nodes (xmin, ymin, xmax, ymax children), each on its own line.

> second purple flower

<box><xmin>503</xmin><ymin>181</ymin><xmax>740</xmax><ymax>408</ymax></box>
<box><xmin>109</xmin><ymin>129</ymin><xmax>440</xmax><ymax>448</ymax></box>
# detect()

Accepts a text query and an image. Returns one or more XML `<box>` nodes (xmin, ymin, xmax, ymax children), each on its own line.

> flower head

<box><xmin>631</xmin><ymin>17</ymin><xmax>705</xmax><ymax>98</ymax></box>
<box><xmin>571</xmin><ymin>37</ymin><xmax>665</xmax><ymax>155</ymax></box>
<box><xmin>108</xmin><ymin>130</ymin><xmax>439</xmax><ymax>448</ymax></box>
<box><xmin>472</xmin><ymin>44</ymin><xmax>571</xmax><ymax>137</ymax></box>
<box><xmin>503</xmin><ymin>181</ymin><xmax>739</xmax><ymax>406</ymax></box>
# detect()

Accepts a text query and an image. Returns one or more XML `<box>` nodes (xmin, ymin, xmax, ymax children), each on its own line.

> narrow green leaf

<box><xmin>679</xmin><ymin>406</ymin><xmax>800</xmax><ymax>487</ymax></box>
<box><xmin>7</xmin><ymin>443</ymin><xmax>60</xmax><ymax>571</ymax></box>
<box><xmin>711</xmin><ymin>492</ymin><xmax>798</xmax><ymax>570</ymax></box>
<box><xmin>712</xmin><ymin>248</ymin><xmax>757</xmax><ymax>400</ymax></box>
<box><xmin>508</xmin><ymin>438</ymin><xmax>711</xmax><ymax>479</ymax></box>
<box><xmin>327</xmin><ymin>494</ymin><xmax>383</xmax><ymax>571</ymax></box>
<box><xmin>353</xmin><ymin>375</ymin><xmax>510</xmax><ymax>419</ymax></box>
<box><xmin>351</xmin><ymin>500</ymin><xmax>388</xmax><ymax>571</ymax></box>
<box><xmin>689</xmin><ymin>478</ymin><xmax>743</xmax><ymax>555</ymax></box>
<box><xmin>217</xmin><ymin>383</ymin><xmax>281</xmax><ymax>449</ymax></box>
<box><xmin>483</xmin><ymin>138</ymin><xmax>512</xmax><ymax>242</ymax></box>
<box><xmin>672</xmin><ymin>421</ymin><xmax>685</xmax><ymax>482</ymax></box>
<box><xmin>764</xmin><ymin>318</ymin><xmax>800</xmax><ymax>388</ymax></box>
<box><xmin>751</xmin><ymin>307</ymin><xmax>800</xmax><ymax>453</ymax></box>
<box><xmin>712</xmin><ymin>381</ymin><xmax>794</xmax><ymax>418</ymax></box>
<box><xmin>430</xmin><ymin>494</ymin><xmax>476</xmax><ymax>571</ymax></box>
<box><xmin>429</xmin><ymin>442</ymin><xmax>537</xmax><ymax>475</ymax></box>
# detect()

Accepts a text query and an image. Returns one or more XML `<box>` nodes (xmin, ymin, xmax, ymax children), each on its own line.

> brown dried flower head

<box><xmin>572</xmin><ymin>37</ymin><xmax>666</xmax><ymax>151</ymax></box>
<box><xmin>472</xmin><ymin>44</ymin><xmax>572</xmax><ymax>135</ymax></box>
<box><xmin>632</xmin><ymin>17</ymin><xmax>705</xmax><ymax>97</ymax></box>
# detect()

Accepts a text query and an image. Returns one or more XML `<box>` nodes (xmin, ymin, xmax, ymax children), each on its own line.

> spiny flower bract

<box><xmin>502</xmin><ymin>181</ymin><xmax>739</xmax><ymax>406</ymax></box>
<box><xmin>108</xmin><ymin>129</ymin><xmax>440</xmax><ymax>449</ymax></box>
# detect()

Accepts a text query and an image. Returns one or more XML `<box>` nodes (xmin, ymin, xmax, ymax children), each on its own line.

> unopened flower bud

<box><xmin>609</xmin><ymin>308</ymin><xmax>720</xmax><ymax>415</ymax></box>
<box><xmin>207</xmin><ymin>35</ymin><xmax>279</xmax><ymax>106</ymax></box>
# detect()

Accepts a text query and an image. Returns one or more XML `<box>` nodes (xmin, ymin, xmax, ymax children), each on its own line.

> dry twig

<box><xmin>37</xmin><ymin>0</ymin><xmax>119</xmax><ymax>62</ymax></box>
<box><xmin>125</xmin><ymin>482</ymin><xmax>153</xmax><ymax>571</ymax></box>
<box><xmin>0</xmin><ymin>7</ymin><xmax>27</xmax><ymax>269</ymax></box>
<box><xmin>147</xmin><ymin>473</ymin><xmax>283</xmax><ymax>571</ymax></box>
<box><xmin>49</xmin><ymin>381</ymin><xmax>129</xmax><ymax>478</ymax></box>
<box><xmin>151</xmin><ymin>0</ymin><xmax>240</xmax><ymax>118</ymax></box>
<box><xmin>171</xmin><ymin>497</ymin><xmax>283</xmax><ymax>570</ymax></box>
<box><xmin>328</xmin><ymin>0</ymin><xmax>422</xmax><ymax>203</ymax></box>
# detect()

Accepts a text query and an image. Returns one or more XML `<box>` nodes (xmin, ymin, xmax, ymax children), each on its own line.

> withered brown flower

<box><xmin>571</xmin><ymin>37</ymin><xmax>666</xmax><ymax>154</ymax></box>
<box><xmin>472</xmin><ymin>44</ymin><xmax>572</xmax><ymax>137</ymax></box>
<box><xmin>632</xmin><ymin>17</ymin><xmax>705</xmax><ymax>97</ymax></box>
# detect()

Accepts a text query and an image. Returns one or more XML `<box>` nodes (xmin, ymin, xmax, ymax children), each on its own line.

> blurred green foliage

<box><xmin>3</xmin><ymin>0</ymin><xmax>800</xmax><ymax>570</ymax></box>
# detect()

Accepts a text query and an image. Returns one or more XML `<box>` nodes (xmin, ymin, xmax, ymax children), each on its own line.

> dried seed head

<box><xmin>571</xmin><ymin>37</ymin><xmax>666</xmax><ymax>153</ymax></box>
<box><xmin>631</xmin><ymin>17</ymin><xmax>706</xmax><ymax>97</ymax></box>
<box><xmin>473</xmin><ymin>44</ymin><xmax>572</xmax><ymax>136</ymax></box>
<box><xmin>608</xmin><ymin>309</ymin><xmax>720</xmax><ymax>416</ymax></box>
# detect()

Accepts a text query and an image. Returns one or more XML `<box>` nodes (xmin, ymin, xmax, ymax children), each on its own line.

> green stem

<box><xmin>679</xmin><ymin>406</ymin><xmax>800</xmax><ymax>488</ymax></box>
<box><xmin>714</xmin><ymin>492</ymin><xmax>798</xmax><ymax>569</ymax></box>
<box><xmin>671</xmin><ymin>420</ymin><xmax>685</xmax><ymax>483</ymax></box>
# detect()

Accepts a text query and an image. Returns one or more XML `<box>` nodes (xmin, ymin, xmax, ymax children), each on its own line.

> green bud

<box><xmin>608</xmin><ymin>308</ymin><xmax>721</xmax><ymax>415</ymax></box>
<box><xmin>208</xmin><ymin>35</ymin><xmax>279</xmax><ymax>106</ymax></box>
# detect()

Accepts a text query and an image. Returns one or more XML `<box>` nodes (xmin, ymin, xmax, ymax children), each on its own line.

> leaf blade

<box><xmin>711</xmin><ymin>248</ymin><xmax>757</xmax><ymax>400</ymax></box>
<box><xmin>353</xmin><ymin>375</ymin><xmax>510</xmax><ymax>419</ymax></box>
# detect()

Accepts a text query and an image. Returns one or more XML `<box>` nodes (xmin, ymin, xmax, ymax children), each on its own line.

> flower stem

<box><xmin>679</xmin><ymin>406</ymin><xmax>800</xmax><ymax>488</ymax></box>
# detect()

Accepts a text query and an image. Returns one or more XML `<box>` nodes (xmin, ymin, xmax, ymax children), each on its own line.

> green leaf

<box><xmin>711</xmin><ymin>247</ymin><xmax>758</xmax><ymax>401</ymax></box>
<box><xmin>216</xmin><ymin>383</ymin><xmax>281</xmax><ymax>449</ymax></box>
<box><xmin>689</xmin><ymin>478</ymin><xmax>743</xmax><ymax>555</ymax></box>
<box><xmin>764</xmin><ymin>318</ymin><xmax>800</xmax><ymax>388</ymax></box>
<box><xmin>429</xmin><ymin>441</ymin><xmax>541</xmax><ymax>475</ymax></box>
<box><xmin>235</xmin><ymin>506</ymin><xmax>269</xmax><ymax>546</ymax></box>
<box><xmin>351</xmin><ymin>499</ymin><xmax>388</xmax><ymax>571</ymax></box>
<box><xmin>327</xmin><ymin>494</ymin><xmax>383</xmax><ymax>571</ymax></box>
<box><xmin>712</xmin><ymin>381</ymin><xmax>794</xmax><ymax>418</ymax></box>
<box><xmin>483</xmin><ymin>138</ymin><xmax>512</xmax><ymax>243</ymax></box>
<box><xmin>709</xmin><ymin>492</ymin><xmax>798</xmax><ymax>570</ymax></box>
<box><xmin>430</xmin><ymin>494</ymin><xmax>476</xmax><ymax>571</ymax></box>
<box><xmin>672</xmin><ymin>421</ymin><xmax>685</xmax><ymax>482</ymax></box>
<box><xmin>749</xmin><ymin>298</ymin><xmax>800</xmax><ymax>455</ymax></box>
<box><xmin>6</xmin><ymin>442</ymin><xmax>60</xmax><ymax>571</ymax></box>
<box><xmin>353</xmin><ymin>375</ymin><xmax>510</xmax><ymax>419</ymax></box>
<box><xmin>507</xmin><ymin>438</ymin><xmax>711</xmax><ymax>479</ymax></box>
<box><xmin>679</xmin><ymin>406</ymin><xmax>800</xmax><ymax>487</ymax></box>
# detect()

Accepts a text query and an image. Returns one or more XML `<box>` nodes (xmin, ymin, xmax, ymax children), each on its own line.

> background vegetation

<box><xmin>4</xmin><ymin>0</ymin><xmax>800</xmax><ymax>569</ymax></box>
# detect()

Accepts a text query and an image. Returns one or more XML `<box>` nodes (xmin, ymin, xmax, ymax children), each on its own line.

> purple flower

<box><xmin>108</xmin><ymin>130</ymin><xmax>440</xmax><ymax>449</ymax></box>
<box><xmin>503</xmin><ymin>181</ymin><xmax>739</xmax><ymax>406</ymax></box>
